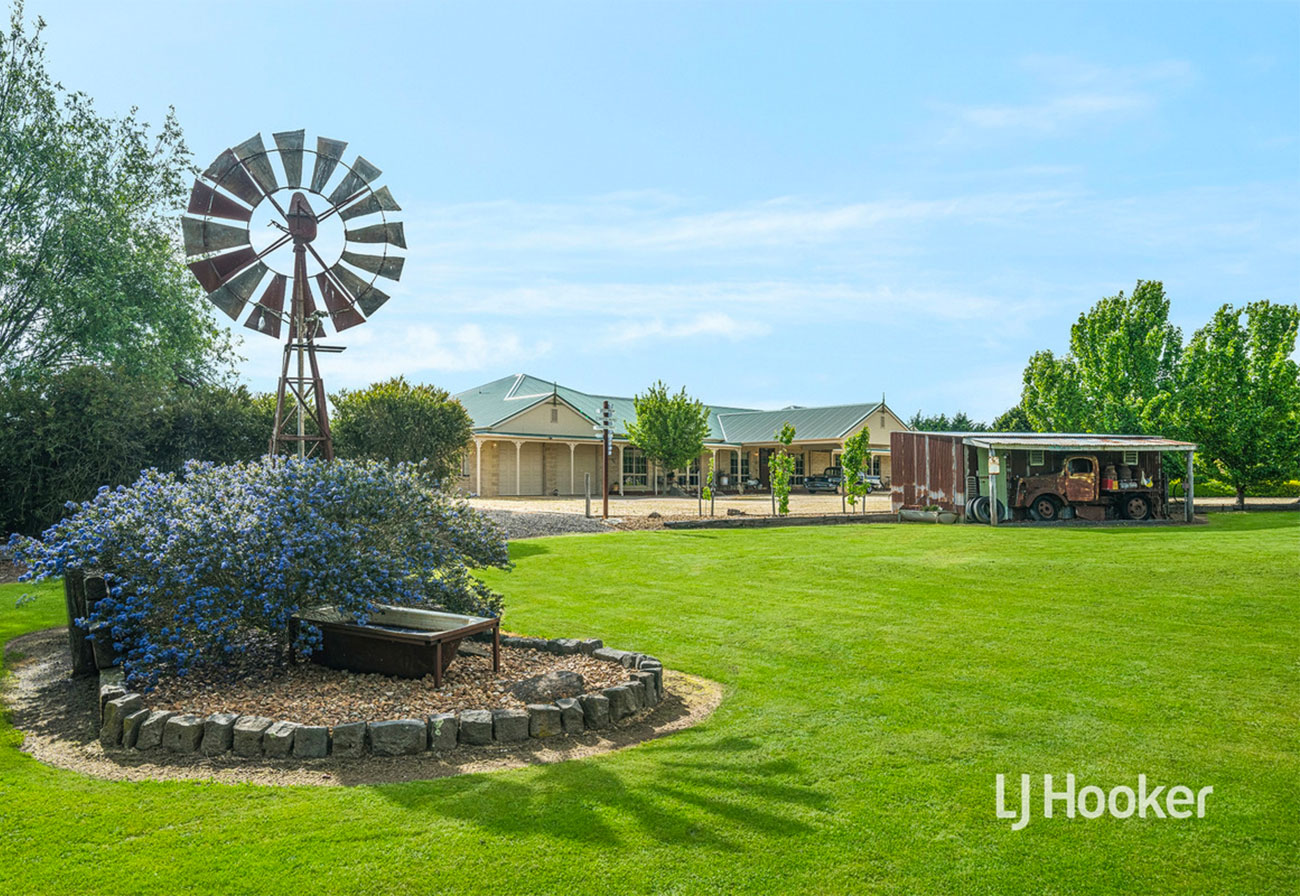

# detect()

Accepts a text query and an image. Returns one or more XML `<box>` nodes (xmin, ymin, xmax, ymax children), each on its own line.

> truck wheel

<box><xmin>968</xmin><ymin>496</ymin><xmax>990</xmax><ymax>523</ymax></box>
<box><xmin>1121</xmin><ymin>494</ymin><xmax>1152</xmax><ymax>521</ymax></box>
<box><xmin>1032</xmin><ymin>495</ymin><xmax>1062</xmax><ymax>522</ymax></box>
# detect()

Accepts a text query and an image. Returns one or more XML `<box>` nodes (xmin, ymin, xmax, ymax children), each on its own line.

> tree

<box><xmin>1019</xmin><ymin>280</ymin><xmax>1182</xmax><ymax>433</ymax></box>
<box><xmin>992</xmin><ymin>404</ymin><xmax>1032</xmax><ymax>432</ymax></box>
<box><xmin>1174</xmin><ymin>301</ymin><xmax>1300</xmax><ymax>509</ymax></box>
<box><xmin>624</xmin><ymin>381</ymin><xmax>711</xmax><ymax>486</ymax></box>
<box><xmin>0</xmin><ymin>4</ymin><xmax>225</xmax><ymax>382</ymax></box>
<box><xmin>907</xmin><ymin>410</ymin><xmax>989</xmax><ymax>432</ymax></box>
<box><xmin>331</xmin><ymin>377</ymin><xmax>474</xmax><ymax>483</ymax></box>
<box><xmin>770</xmin><ymin>423</ymin><xmax>796</xmax><ymax>516</ymax></box>
<box><xmin>840</xmin><ymin>428</ymin><xmax>870</xmax><ymax>508</ymax></box>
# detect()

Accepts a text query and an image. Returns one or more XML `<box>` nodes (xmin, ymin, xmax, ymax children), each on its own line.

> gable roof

<box><xmin>453</xmin><ymin>374</ymin><xmax>893</xmax><ymax>444</ymax></box>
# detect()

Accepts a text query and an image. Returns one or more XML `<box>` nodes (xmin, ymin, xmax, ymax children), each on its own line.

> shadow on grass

<box><xmin>508</xmin><ymin>542</ymin><xmax>551</xmax><ymax>560</ymax></box>
<box><xmin>370</xmin><ymin>735</ymin><xmax>832</xmax><ymax>850</ymax></box>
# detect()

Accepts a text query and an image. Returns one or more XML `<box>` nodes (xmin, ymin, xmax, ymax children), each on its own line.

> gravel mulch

<box><xmin>144</xmin><ymin>644</ymin><xmax>632</xmax><ymax>726</ymax></box>
<box><xmin>480</xmin><ymin>509</ymin><xmax>616</xmax><ymax>539</ymax></box>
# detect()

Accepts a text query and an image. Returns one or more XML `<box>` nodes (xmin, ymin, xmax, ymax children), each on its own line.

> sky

<box><xmin>34</xmin><ymin>0</ymin><xmax>1300</xmax><ymax>420</ymax></box>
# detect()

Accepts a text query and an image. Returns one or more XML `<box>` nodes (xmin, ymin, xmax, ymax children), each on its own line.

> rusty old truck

<box><xmin>1011</xmin><ymin>454</ymin><xmax>1165</xmax><ymax>522</ymax></box>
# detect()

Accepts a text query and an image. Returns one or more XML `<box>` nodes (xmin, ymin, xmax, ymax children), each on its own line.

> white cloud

<box><xmin>942</xmin><ymin>55</ymin><xmax>1193</xmax><ymax>138</ymax></box>
<box><xmin>607</xmin><ymin>312</ymin><xmax>770</xmax><ymax>344</ymax></box>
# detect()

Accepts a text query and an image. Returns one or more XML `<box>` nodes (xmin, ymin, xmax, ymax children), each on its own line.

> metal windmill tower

<box><xmin>182</xmin><ymin>131</ymin><xmax>406</xmax><ymax>459</ymax></box>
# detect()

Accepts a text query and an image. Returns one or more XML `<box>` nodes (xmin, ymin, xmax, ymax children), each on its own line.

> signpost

<box><xmin>596</xmin><ymin>401</ymin><xmax>613</xmax><ymax>520</ymax></box>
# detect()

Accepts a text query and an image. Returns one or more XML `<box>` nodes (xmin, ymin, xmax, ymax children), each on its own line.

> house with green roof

<box><xmin>453</xmin><ymin>373</ymin><xmax>909</xmax><ymax>497</ymax></box>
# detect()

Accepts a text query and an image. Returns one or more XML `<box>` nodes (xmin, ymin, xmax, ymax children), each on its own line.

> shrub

<box><xmin>11</xmin><ymin>458</ymin><xmax>509</xmax><ymax>689</ymax></box>
<box><xmin>331</xmin><ymin>377</ymin><xmax>473</xmax><ymax>483</ymax></box>
<box><xmin>0</xmin><ymin>366</ymin><xmax>274</xmax><ymax>536</ymax></box>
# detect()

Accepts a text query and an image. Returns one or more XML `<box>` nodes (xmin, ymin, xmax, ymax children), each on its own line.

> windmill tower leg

<box><xmin>270</xmin><ymin>241</ymin><xmax>334</xmax><ymax>459</ymax></box>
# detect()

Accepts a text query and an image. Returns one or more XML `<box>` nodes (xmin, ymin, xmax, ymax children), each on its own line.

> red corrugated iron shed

<box><xmin>890</xmin><ymin>432</ymin><xmax>968</xmax><ymax>512</ymax></box>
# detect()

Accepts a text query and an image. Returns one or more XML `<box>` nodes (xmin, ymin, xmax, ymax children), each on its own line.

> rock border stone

<box><xmin>95</xmin><ymin>635</ymin><xmax>668</xmax><ymax>763</ymax></box>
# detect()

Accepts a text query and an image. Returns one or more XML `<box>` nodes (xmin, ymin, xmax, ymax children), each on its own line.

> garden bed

<box><xmin>146</xmin><ymin>642</ymin><xmax>630</xmax><ymax>725</ymax></box>
<box><xmin>4</xmin><ymin>627</ymin><xmax>721</xmax><ymax>786</ymax></box>
<box><xmin>90</xmin><ymin>632</ymin><xmax>673</xmax><ymax>766</ymax></box>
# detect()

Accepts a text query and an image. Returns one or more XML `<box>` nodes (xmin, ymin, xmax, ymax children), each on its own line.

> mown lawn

<box><xmin>1</xmin><ymin>514</ymin><xmax>1297</xmax><ymax>894</ymax></box>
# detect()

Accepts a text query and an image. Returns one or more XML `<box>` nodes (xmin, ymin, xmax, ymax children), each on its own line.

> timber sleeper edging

<box><xmin>95</xmin><ymin>636</ymin><xmax>666</xmax><ymax>762</ymax></box>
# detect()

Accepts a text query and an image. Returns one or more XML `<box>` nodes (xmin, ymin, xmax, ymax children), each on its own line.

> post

<box><xmin>585</xmin><ymin>472</ymin><xmax>592</xmax><ymax>518</ymax></box>
<box><xmin>771</xmin><ymin>488</ymin><xmax>776</xmax><ymax>516</ymax></box>
<box><xmin>988</xmin><ymin>447</ymin><xmax>999</xmax><ymax>527</ymax></box>
<box><xmin>1185</xmin><ymin>450</ymin><xmax>1194</xmax><ymax>523</ymax></box>
<box><xmin>474</xmin><ymin>440</ymin><xmax>482</xmax><ymax>495</ymax></box>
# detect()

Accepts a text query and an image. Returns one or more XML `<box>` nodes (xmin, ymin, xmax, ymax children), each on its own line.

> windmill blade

<box><xmin>243</xmin><ymin>301</ymin><xmax>282</xmax><ymax>339</ymax></box>
<box><xmin>316</xmin><ymin>273</ymin><xmax>366</xmax><ymax>331</ymax></box>
<box><xmin>232</xmin><ymin>133</ymin><xmax>280</xmax><ymax>197</ymax></box>
<box><xmin>328</xmin><ymin>263</ymin><xmax>376</xmax><ymax>302</ymax></box>
<box><xmin>327</xmin><ymin>156</ymin><xmax>382</xmax><ymax>207</ymax></box>
<box><xmin>272</xmin><ymin>129</ymin><xmax>305</xmax><ymax>188</ymax></box>
<box><xmin>310</xmin><ymin>137</ymin><xmax>348</xmax><ymax>193</ymax></box>
<box><xmin>202</xmin><ymin>148</ymin><xmax>266</xmax><ymax>208</ymax></box>
<box><xmin>342</xmin><ymin>250</ymin><xmax>404</xmax><ymax>281</ymax></box>
<box><xmin>243</xmin><ymin>274</ymin><xmax>286</xmax><ymax>338</ymax></box>
<box><xmin>356</xmin><ymin>284</ymin><xmax>390</xmax><ymax>317</ymax></box>
<box><xmin>206</xmin><ymin>262</ymin><xmax>268</xmax><ymax>320</ymax></box>
<box><xmin>338</xmin><ymin>185</ymin><xmax>401</xmax><ymax>221</ymax></box>
<box><xmin>188</xmin><ymin>246</ymin><xmax>258</xmax><ymax>293</ymax></box>
<box><xmin>345</xmin><ymin>221</ymin><xmax>406</xmax><ymax>249</ymax></box>
<box><xmin>187</xmin><ymin>180</ymin><xmax>252</xmax><ymax>222</ymax></box>
<box><xmin>182</xmin><ymin>217</ymin><xmax>251</xmax><ymax>258</ymax></box>
<box><xmin>328</xmin><ymin>263</ymin><xmax>393</xmax><ymax>314</ymax></box>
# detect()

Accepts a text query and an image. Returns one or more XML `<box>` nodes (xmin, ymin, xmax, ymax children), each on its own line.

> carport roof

<box><xmin>950</xmin><ymin>432</ymin><xmax>1197</xmax><ymax>451</ymax></box>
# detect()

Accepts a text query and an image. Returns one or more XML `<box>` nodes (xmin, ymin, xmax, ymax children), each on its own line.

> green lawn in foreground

<box><xmin>1</xmin><ymin>514</ymin><xmax>1297</xmax><ymax>895</ymax></box>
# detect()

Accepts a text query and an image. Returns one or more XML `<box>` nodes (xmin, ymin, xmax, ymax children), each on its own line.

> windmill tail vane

<box><xmin>181</xmin><ymin>130</ymin><xmax>406</xmax><ymax>460</ymax></box>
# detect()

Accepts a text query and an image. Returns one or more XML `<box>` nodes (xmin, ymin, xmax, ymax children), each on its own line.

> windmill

<box><xmin>182</xmin><ymin>130</ymin><xmax>406</xmax><ymax>459</ymax></box>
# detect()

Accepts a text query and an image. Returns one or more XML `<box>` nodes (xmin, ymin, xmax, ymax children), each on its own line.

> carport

<box><xmin>890</xmin><ymin>431</ymin><xmax>1198</xmax><ymax>524</ymax></box>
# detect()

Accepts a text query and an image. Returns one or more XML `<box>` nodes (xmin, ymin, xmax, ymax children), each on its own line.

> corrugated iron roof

<box><xmin>941</xmin><ymin>432</ymin><xmax>1197</xmax><ymax>451</ymax></box>
<box><xmin>716</xmin><ymin>403</ymin><xmax>880</xmax><ymax>443</ymax></box>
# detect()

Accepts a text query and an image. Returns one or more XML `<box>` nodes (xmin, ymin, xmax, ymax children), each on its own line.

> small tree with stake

<box><xmin>770</xmin><ymin>423</ymin><xmax>796</xmax><ymax>516</ymax></box>
<box><xmin>841</xmin><ymin>428</ymin><xmax>870</xmax><ymax>512</ymax></box>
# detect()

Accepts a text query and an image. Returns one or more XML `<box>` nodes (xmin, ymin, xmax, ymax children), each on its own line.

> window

<box><xmin>623</xmin><ymin>447</ymin><xmax>647</xmax><ymax>486</ymax></box>
<box><xmin>1123</xmin><ymin>450</ymin><xmax>1138</xmax><ymax>465</ymax></box>
<box><xmin>729</xmin><ymin>453</ymin><xmax>751</xmax><ymax>479</ymax></box>
<box><xmin>684</xmin><ymin>458</ymin><xmax>701</xmax><ymax>487</ymax></box>
<box><xmin>550</xmin><ymin>406</ymin><xmax>559</xmax><ymax>423</ymax></box>
<box><xmin>871</xmin><ymin>455</ymin><xmax>883</xmax><ymax>477</ymax></box>
<box><xmin>791</xmin><ymin>453</ymin><xmax>805</xmax><ymax>485</ymax></box>
<box><xmin>1068</xmin><ymin>457</ymin><xmax>1093</xmax><ymax>474</ymax></box>
<box><xmin>461</xmin><ymin>453</ymin><xmax>471</xmax><ymax>477</ymax></box>
<box><xmin>1029</xmin><ymin>449</ymin><xmax>1045</xmax><ymax>467</ymax></box>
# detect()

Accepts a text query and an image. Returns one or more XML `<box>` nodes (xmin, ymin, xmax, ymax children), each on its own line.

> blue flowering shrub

<box><xmin>10</xmin><ymin>458</ymin><xmax>510</xmax><ymax>689</ymax></box>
